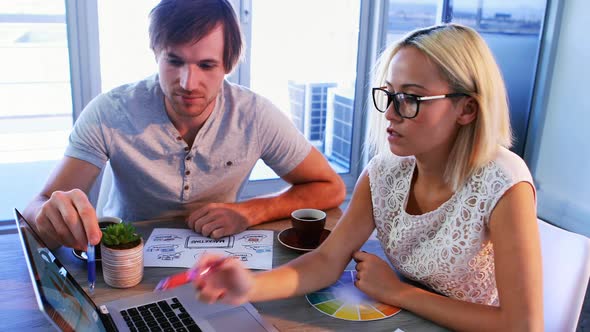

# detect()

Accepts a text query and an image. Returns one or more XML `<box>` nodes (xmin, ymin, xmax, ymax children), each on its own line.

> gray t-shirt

<box><xmin>66</xmin><ymin>75</ymin><xmax>311</xmax><ymax>221</ymax></box>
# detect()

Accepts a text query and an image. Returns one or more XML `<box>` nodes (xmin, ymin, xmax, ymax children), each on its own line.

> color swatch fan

<box><xmin>306</xmin><ymin>270</ymin><xmax>401</xmax><ymax>321</ymax></box>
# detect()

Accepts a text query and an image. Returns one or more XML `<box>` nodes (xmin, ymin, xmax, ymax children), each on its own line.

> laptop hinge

<box><xmin>99</xmin><ymin>305</ymin><xmax>118</xmax><ymax>332</ymax></box>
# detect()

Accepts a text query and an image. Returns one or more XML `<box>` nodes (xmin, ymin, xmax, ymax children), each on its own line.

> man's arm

<box><xmin>241</xmin><ymin>147</ymin><xmax>345</xmax><ymax>224</ymax></box>
<box><xmin>23</xmin><ymin>156</ymin><xmax>103</xmax><ymax>250</ymax></box>
<box><xmin>187</xmin><ymin>147</ymin><xmax>345</xmax><ymax>238</ymax></box>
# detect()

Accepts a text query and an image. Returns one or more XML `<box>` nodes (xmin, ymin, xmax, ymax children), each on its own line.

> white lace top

<box><xmin>367</xmin><ymin>147</ymin><xmax>535</xmax><ymax>306</ymax></box>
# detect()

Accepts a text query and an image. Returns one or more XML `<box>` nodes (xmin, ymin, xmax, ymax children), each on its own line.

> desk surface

<box><xmin>0</xmin><ymin>209</ymin><xmax>448</xmax><ymax>331</ymax></box>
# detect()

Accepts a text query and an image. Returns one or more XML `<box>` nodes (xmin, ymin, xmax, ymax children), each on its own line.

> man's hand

<box><xmin>35</xmin><ymin>189</ymin><xmax>101</xmax><ymax>251</ymax></box>
<box><xmin>186</xmin><ymin>203</ymin><xmax>252</xmax><ymax>238</ymax></box>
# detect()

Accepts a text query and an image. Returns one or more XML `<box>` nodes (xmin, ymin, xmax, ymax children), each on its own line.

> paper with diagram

<box><xmin>143</xmin><ymin>228</ymin><xmax>273</xmax><ymax>270</ymax></box>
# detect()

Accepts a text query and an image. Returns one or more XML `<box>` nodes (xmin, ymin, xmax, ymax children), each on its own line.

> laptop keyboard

<box><xmin>120</xmin><ymin>297</ymin><xmax>202</xmax><ymax>332</ymax></box>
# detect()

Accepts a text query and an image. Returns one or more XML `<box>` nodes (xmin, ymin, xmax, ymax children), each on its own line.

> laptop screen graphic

<box><xmin>17</xmin><ymin>213</ymin><xmax>107</xmax><ymax>332</ymax></box>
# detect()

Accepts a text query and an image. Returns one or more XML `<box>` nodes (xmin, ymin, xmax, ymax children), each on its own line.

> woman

<box><xmin>193</xmin><ymin>24</ymin><xmax>543</xmax><ymax>331</ymax></box>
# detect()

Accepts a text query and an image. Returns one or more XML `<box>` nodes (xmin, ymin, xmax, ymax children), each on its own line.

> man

<box><xmin>23</xmin><ymin>0</ymin><xmax>345</xmax><ymax>251</ymax></box>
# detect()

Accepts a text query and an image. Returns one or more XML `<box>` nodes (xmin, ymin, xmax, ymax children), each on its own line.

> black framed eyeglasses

<box><xmin>372</xmin><ymin>87</ymin><xmax>468</xmax><ymax>119</ymax></box>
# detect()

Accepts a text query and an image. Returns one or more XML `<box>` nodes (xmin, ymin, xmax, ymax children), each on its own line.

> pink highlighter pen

<box><xmin>154</xmin><ymin>257</ymin><xmax>229</xmax><ymax>291</ymax></box>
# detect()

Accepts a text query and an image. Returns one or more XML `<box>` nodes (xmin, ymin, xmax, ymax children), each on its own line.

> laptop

<box><xmin>14</xmin><ymin>209</ymin><xmax>278</xmax><ymax>332</ymax></box>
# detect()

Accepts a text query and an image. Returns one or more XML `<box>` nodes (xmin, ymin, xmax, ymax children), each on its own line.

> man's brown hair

<box><xmin>149</xmin><ymin>0</ymin><xmax>243</xmax><ymax>72</ymax></box>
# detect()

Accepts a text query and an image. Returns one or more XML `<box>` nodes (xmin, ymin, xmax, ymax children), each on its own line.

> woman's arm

<box><xmin>195</xmin><ymin>170</ymin><xmax>376</xmax><ymax>304</ymax></box>
<box><xmin>247</xmin><ymin>171</ymin><xmax>376</xmax><ymax>302</ymax></box>
<box><xmin>360</xmin><ymin>181</ymin><xmax>543</xmax><ymax>332</ymax></box>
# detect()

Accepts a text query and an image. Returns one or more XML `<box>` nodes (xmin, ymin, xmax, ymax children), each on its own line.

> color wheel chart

<box><xmin>305</xmin><ymin>270</ymin><xmax>401</xmax><ymax>321</ymax></box>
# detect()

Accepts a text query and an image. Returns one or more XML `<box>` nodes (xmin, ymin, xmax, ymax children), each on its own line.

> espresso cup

<box><xmin>291</xmin><ymin>209</ymin><xmax>326</xmax><ymax>247</ymax></box>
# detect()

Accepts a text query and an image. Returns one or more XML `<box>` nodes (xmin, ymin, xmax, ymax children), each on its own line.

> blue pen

<box><xmin>87</xmin><ymin>243</ymin><xmax>95</xmax><ymax>294</ymax></box>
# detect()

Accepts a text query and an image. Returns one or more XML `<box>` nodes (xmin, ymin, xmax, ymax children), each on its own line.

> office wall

<box><xmin>529</xmin><ymin>0</ymin><xmax>590</xmax><ymax>235</ymax></box>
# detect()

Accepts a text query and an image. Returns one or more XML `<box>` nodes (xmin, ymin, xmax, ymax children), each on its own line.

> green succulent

<box><xmin>101</xmin><ymin>222</ymin><xmax>141</xmax><ymax>248</ymax></box>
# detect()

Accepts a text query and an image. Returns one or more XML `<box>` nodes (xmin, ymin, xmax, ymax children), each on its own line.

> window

<box><xmin>385</xmin><ymin>0</ymin><xmax>547</xmax><ymax>156</ymax></box>
<box><xmin>0</xmin><ymin>1</ymin><xmax>554</xmax><ymax>223</ymax></box>
<box><xmin>385</xmin><ymin>0</ymin><xmax>440</xmax><ymax>45</ymax></box>
<box><xmin>0</xmin><ymin>0</ymin><xmax>72</xmax><ymax>220</ymax></box>
<box><xmin>238</xmin><ymin>0</ymin><xmax>364</xmax><ymax>195</ymax></box>
<box><xmin>449</xmin><ymin>0</ymin><xmax>546</xmax><ymax>155</ymax></box>
<box><xmin>97</xmin><ymin>0</ymin><xmax>159</xmax><ymax>92</ymax></box>
<box><xmin>525</xmin><ymin>0</ymin><xmax>590</xmax><ymax>235</ymax></box>
<box><xmin>94</xmin><ymin>0</ymin><xmax>364</xmax><ymax>191</ymax></box>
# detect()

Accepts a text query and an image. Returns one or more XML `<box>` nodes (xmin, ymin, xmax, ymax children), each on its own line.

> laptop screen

<box><xmin>14</xmin><ymin>209</ymin><xmax>108</xmax><ymax>332</ymax></box>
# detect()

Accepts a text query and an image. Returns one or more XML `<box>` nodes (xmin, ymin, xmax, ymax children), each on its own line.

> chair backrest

<box><xmin>538</xmin><ymin>218</ymin><xmax>590</xmax><ymax>331</ymax></box>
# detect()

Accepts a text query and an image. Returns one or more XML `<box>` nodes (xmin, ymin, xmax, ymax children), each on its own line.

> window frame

<box><xmin>65</xmin><ymin>0</ymin><xmax>101</xmax><ymax>120</ymax></box>
<box><xmin>64</xmin><ymin>0</ymin><xmax>102</xmax><ymax>202</ymax></box>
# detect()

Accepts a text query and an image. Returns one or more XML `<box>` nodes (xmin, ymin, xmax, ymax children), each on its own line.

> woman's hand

<box><xmin>352</xmin><ymin>251</ymin><xmax>411</xmax><ymax>306</ymax></box>
<box><xmin>192</xmin><ymin>254</ymin><xmax>254</xmax><ymax>305</ymax></box>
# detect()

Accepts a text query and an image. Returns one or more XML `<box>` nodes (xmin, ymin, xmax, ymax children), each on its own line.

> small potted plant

<box><xmin>100</xmin><ymin>223</ymin><xmax>144</xmax><ymax>288</ymax></box>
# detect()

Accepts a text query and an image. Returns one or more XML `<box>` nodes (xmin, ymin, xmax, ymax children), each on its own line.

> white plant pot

<box><xmin>101</xmin><ymin>238</ymin><xmax>144</xmax><ymax>288</ymax></box>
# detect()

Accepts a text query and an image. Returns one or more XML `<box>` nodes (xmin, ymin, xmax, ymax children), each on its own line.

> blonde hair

<box><xmin>368</xmin><ymin>24</ymin><xmax>512</xmax><ymax>191</ymax></box>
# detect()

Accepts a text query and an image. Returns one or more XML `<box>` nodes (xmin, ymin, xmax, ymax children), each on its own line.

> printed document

<box><xmin>144</xmin><ymin>228</ymin><xmax>273</xmax><ymax>270</ymax></box>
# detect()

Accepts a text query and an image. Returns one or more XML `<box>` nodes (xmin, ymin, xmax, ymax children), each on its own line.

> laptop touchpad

<box><xmin>206</xmin><ymin>307</ymin><xmax>268</xmax><ymax>332</ymax></box>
